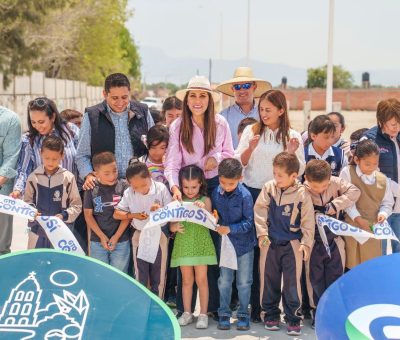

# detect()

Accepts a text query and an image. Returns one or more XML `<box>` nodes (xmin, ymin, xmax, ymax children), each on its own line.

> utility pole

<box><xmin>326</xmin><ymin>0</ymin><xmax>335</xmax><ymax>113</ymax></box>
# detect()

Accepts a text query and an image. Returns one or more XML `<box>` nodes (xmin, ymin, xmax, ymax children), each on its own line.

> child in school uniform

<box><xmin>305</xmin><ymin>115</ymin><xmax>348</xmax><ymax>177</ymax></box>
<box><xmin>340</xmin><ymin>139</ymin><xmax>394</xmax><ymax>268</ymax></box>
<box><xmin>114</xmin><ymin>158</ymin><xmax>172</xmax><ymax>297</ymax></box>
<box><xmin>24</xmin><ymin>136</ymin><xmax>81</xmax><ymax>249</ymax></box>
<box><xmin>303</xmin><ymin>159</ymin><xmax>360</xmax><ymax>328</ymax></box>
<box><xmin>254</xmin><ymin>152</ymin><xmax>314</xmax><ymax>336</ymax></box>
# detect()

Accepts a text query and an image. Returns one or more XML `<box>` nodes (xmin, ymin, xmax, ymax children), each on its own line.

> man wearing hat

<box><xmin>217</xmin><ymin>67</ymin><xmax>272</xmax><ymax>148</ymax></box>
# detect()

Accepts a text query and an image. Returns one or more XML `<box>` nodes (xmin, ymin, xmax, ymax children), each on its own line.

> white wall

<box><xmin>0</xmin><ymin>72</ymin><xmax>103</xmax><ymax>131</ymax></box>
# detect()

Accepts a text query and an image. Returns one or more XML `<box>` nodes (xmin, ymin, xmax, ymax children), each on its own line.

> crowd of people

<box><xmin>0</xmin><ymin>67</ymin><xmax>400</xmax><ymax>336</ymax></box>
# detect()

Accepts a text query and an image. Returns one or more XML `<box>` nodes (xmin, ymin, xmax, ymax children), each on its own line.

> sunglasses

<box><xmin>29</xmin><ymin>98</ymin><xmax>48</xmax><ymax>108</ymax></box>
<box><xmin>232</xmin><ymin>83</ymin><xmax>253</xmax><ymax>91</ymax></box>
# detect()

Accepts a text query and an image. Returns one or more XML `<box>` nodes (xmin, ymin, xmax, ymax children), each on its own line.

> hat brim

<box><xmin>216</xmin><ymin>78</ymin><xmax>272</xmax><ymax>98</ymax></box>
<box><xmin>176</xmin><ymin>88</ymin><xmax>220</xmax><ymax>102</ymax></box>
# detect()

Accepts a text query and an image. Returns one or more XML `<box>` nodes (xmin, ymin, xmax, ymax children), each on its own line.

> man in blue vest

<box><xmin>76</xmin><ymin>73</ymin><xmax>154</xmax><ymax>190</ymax></box>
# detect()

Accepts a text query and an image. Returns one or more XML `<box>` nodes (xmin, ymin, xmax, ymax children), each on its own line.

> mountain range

<box><xmin>139</xmin><ymin>46</ymin><xmax>400</xmax><ymax>88</ymax></box>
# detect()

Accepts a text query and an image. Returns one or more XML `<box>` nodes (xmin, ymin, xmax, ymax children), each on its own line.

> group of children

<box><xmin>22</xmin><ymin>101</ymin><xmax>396</xmax><ymax>336</ymax></box>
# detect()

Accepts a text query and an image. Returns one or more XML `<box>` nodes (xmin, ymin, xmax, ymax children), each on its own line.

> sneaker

<box><xmin>166</xmin><ymin>297</ymin><xmax>177</xmax><ymax>308</ymax></box>
<box><xmin>178</xmin><ymin>312</ymin><xmax>193</xmax><ymax>326</ymax></box>
<box><xmin>287</xmin><ymin>323</ymin><xmax>301</xmax><ymax>336</ymax></box>
<box><xmin>196</xmin><ymin>314</ymin><xmax>208</xmax><ymax>329</ymax></box>
<box><xmin>311</xmin><ymin>318</ymin><xmax>315</xmax><ymax>329</ymax></box>
<box><xmin>237</xmin><ymin>316</ymin><xmax>250</xmax><ymax>331</ymax></box>
<box><xmin>264</xmin><ymin>320</ymin><xmax>280</xmax><ymax>331</ymax></box>
<box><xmin>217</xmin><ymin>316</ymin><xmax>231</xmax><ymax>330</ymax></box>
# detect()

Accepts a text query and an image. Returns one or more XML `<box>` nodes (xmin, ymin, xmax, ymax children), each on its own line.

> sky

<box><xmin>127</xmin><ymin>0</ymin><xmax>400</xmax><ymax>84</ymax></box>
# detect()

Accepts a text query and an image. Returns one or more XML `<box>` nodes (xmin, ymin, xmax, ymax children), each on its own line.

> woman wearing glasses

<box><xmin>11</xmin><ymin>97</ymin><xmax>79</xmax><ymax>199</ymax></box>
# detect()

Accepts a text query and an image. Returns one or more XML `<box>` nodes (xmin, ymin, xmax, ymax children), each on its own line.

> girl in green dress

<box><xmin>170</xmin><ymin>165</ymin><xmax>217</xmax><ymax>329</ymax></box>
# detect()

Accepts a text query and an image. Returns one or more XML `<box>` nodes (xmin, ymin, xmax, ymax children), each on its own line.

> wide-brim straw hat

<box><xmin>216</xmin><ymin>66</ymin><xmax>272</xmax><ymax>98</ymax></box>
<box><xmin>176</xmin><ymin>75</ymin><xmax>220</xmax><ymax>102</ymax></box>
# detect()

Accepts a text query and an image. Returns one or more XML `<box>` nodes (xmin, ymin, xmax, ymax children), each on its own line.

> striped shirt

<box><xmin>13</xmin><ymin>123</ymin><xmax>79</xmax><ymax>194</ymax></box>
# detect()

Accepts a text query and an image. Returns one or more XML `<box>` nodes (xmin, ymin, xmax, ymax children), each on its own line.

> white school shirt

<box><xmin>116</xmin><ymin>180</ymin><xmax>172</xmax><ymax>230</ymax></box>
<box><xmin>235</xmin><ymin>125</ymin><xmax>305</xmax><ymax>189</ymax></box>
<box><xmin>307</xmin><ymin>143</ymin><xmax>349</xmax><ymax>168</ymax></box>
<box><xmin>339</xmin><ymin>165</ymin><xmax>394</xmax><ymax>220</ymax></box>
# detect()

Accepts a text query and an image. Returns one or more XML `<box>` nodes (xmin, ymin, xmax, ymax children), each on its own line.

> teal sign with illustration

<box><xmin>316</xmin><ymin>254</ymin><xmax>400</xmax><ymax>339</ymax></box>
<box><xmin>0</xmin><ymin>250</ymin><xmax>180</xmax><ymax>339</ymax></box>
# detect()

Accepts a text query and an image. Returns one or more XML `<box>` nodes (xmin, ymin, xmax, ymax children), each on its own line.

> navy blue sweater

<box><xmin>211</xmin><ymin>183</ymin><xmax>256</xmax><ymax>257</ymax></box>
<box><xmin>364</xmin><ymin>126</ymin><xmax>400</xmax><ymax>183</ymax></box>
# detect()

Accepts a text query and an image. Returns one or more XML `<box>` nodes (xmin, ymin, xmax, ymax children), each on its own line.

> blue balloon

<box><xmin>316</xmin><ymin>254</ymin><xmax>400</xmax><ymax>339</ymax></box>
<box><xmin>0</xmin><ymin>250</ymin><xmax>180</xmax><ymax>340</ymax></box>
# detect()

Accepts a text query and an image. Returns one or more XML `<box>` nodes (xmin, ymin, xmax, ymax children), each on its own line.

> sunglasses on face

<box><xmin>233</xmin><ymin>83</ymin><xmax>253</xmax><ymax>91</ymax></box>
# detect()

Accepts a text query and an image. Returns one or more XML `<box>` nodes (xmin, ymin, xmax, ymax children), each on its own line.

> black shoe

<box><xmin>209</xmin><ymin>312</ymin><xmax>219</xmax><ymax>322</ymax></box>
<box><xmin>176</xmin><ymin>311</ymin><xmax>183</xmax><ymax>318</ymax></box>
<box><xmin>251</xmin><ymin>314</ymin><xmax>262</xmax><ymax>323</ymax></box>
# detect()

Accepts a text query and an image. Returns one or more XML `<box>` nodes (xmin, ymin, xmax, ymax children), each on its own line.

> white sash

<box><xmin>137</xmin><ymin>201</ymin><xmax>238</xmax><ymax>269</ymax></box>
<box><xmin>0</xmin><ymin>194</ymin><xmax>84</xmax><ymax>255</ymax></box>
<box><xmin>315</xmin><ymin>213</ymin><xmax>399</xmax><ymax>257</ymax></box>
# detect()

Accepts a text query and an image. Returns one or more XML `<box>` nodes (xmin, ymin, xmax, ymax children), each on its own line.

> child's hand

<box><xmin>100</xmin><ymin>235</ymin><xmax>110</xmax><ymax>250</ymax></box>
<box><xmin>249</xmin><ymin>134</ymin><xmax>261</xmax><ymax>151</ymax></box>
<box><xmin>10</xmin><ymin>190</ymin><xmax>21</xmax><ymax>199</ymax></box>
<box><xmin>216</xmin><ymin>225</ymin><xmax>230</xmax><ymax>235</ymax></box>
<box><xmin>107</xmin><ymin>235</ymin><xmax>119</xmax><ymax>251</ymax></box>
<box><xmin>286</xmin><ymin>137</ymin><xmax>300</xmax><ymax>154</ymax></box>
<box><xmin>377</xmin><ymin>214</ymin><xmax>386</xmax><ymax>223</ymax></box>
<box><xmin>55</xmin><ymin>214</ymin><xmax>63</xmax><ymax>220</ymax></box>
<box><xmin>170</xmin><ymin>223</ymin><xmax>184</xmax><ymax>234</ymax></box>
<box><xmin>354</xmin><ymin>216</ymin><xmax>371</xmax><ymax>232</ymax></box>
<box><xmin>150</xmin><ymin>203</ymin><xmax>161</xmax><ymax>212</ymax></box>
<box><xmin>171</xmin><ymin>186</ymin><xmax>182</xmax><ymax>202</ymax></box>
<box><xmin>205</xmin><ymin>157</ymin><xmax>218</xmax><ymax>171</ymax></box>
<box><xmin>299</xmin><ymin>244</ymin><xmax>310</xmax><ymax>261</ymax></box>
<box><xmin>258</xmin><ymin>235</ymin><xmax>270</xmax><ymax>248</ymax></box>
<box><xmin>134</xmin><ymin>212</ymin><xmax>149</xmax><ymax>220</ymax></box>
<box><xmin>193</xmin><ymin>200</ymin><xmax>206</xmax><ymax>209</ymax></box>
<box><xmin>325</xmin><ymin>203</ymin><xmax>336</xmax><ymax>216</ymax></box>
<box><xmin>213</xmin><ymin>210</ymin><xmax>219</xmax><ymax>223</ymax></box>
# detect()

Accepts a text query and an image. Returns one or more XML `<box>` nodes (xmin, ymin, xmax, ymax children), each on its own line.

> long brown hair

<box><xmin>252</xmin><ymin>90</ymin><xmax>291</xmax><ymax>149</ymax></box>
<box><xmin>179</xmin><ymin>91</ymin><xmax>216</xmax><ymax>155</ymax></box>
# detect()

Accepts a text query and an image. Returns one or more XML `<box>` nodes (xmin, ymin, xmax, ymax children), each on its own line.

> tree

<box><xmin>307</xmin><ymin>65</ymin><xmax>354</xmax><ymax>89</ymax></box>
<box><xmin>0</xmin><ymin>0</ymin><xmax>68</xmax><ymax>86</ymax></box>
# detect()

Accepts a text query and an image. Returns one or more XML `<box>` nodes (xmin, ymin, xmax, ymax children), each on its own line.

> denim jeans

<box><xmin>383</xmin><ymin>213</ymin><xmax>400</xmax><ymax>254</ymax></box>
<box><xmin>90</xmin><ymin>240</ymin><xmax>130</xmax><ymax>273</ymax></box>
<box><xmin>218</xmin><ymin>249</ymin><xmax>254</xmax><ymax>318</ymax></box>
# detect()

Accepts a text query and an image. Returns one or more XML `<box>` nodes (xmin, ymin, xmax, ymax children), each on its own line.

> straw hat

<box><xmin>176</xmin><ymin>75</ymin><xmax>220</xmax><ymax>102</ymax></box>
<box><xmin>216</xmin><ymin>67</ymin><xmax>272</xmax><ymax>98</ymax></box>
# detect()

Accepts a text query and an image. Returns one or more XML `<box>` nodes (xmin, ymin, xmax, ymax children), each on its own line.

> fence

<box><xmin>0</xmin><ymin>72</ymin><xmax>103</xmax><ymax>130</ymax></box>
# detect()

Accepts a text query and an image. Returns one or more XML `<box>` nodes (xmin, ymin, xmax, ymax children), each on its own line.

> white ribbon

<box><xmin>137</xmin><ymin>200</ymin><xmax>238</xmax><ymax>269</ymax></box>
<box><xmin>0</xmin><ymin>194</ymin><xmax>84</xmax><ymax>255</ymax></box>
<box><xmin>316</xmin><ymin>213</ymin><xmax>399</xmax><ymax>256</ymax></box>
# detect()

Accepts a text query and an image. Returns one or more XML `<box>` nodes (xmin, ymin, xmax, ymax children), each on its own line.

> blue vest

<box><xmin>363</xmin><ymin>126</ymin><xmax>400</xmax><ymax>183</ymax></box>
<box><xmin>305</xmin><ymin>145</ymin><xmax>344</xmax><ymax>177</ymax></box>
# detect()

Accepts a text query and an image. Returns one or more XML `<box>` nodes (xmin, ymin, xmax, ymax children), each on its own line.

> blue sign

<box><xmin>316</xmin><ymin>254</ymin><xmax>400</xmax><ymax>339</ymax></box>
<box><xmin>0</xmin><ymin>250</ymin><xmax>180</xmax><ymax>340</ymax></box>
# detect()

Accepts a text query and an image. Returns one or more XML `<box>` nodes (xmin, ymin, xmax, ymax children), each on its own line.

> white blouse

<box><xmin>235</xmin><ymin>125</ymin><xmax>305</xmax><ymax>189</ymax></box>
<box><xmin>339</xmin><ymin>165</ymin><xmax>394</xmax><ymax>220</ymax></box>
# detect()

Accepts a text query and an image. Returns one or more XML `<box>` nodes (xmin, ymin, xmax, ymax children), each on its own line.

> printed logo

<box><xmin>53</xmin><ymin>190</ymin><xmax>61</xmax><ymax>202</ymax></box>
<box><xmin>345</xmin><ymin>304</ymin><xmax>400</xmax><ymax>339</ymax></box>
<box><xmin>379</xmin><ymin>147</ymin><xmax>389</xmax><ymax>153</ymax></box>
<box><xmin>0</xmin><ymin>271</ymin><xmax>89</xmax><ymax>339</ymax></box>
<box><xmin>282</xmin><ymin>205</ymin><xmax>291</xmax><ymax>217</ymax></box>
<box><xmin>330</xmin><ymin>161</ymin><xmax>337</xmax><ymax>170</ymax></box>
<box><xmin>93</xmin><ymin>197</ymin><xmax>115</xmax><ymax>213</ymax></box>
